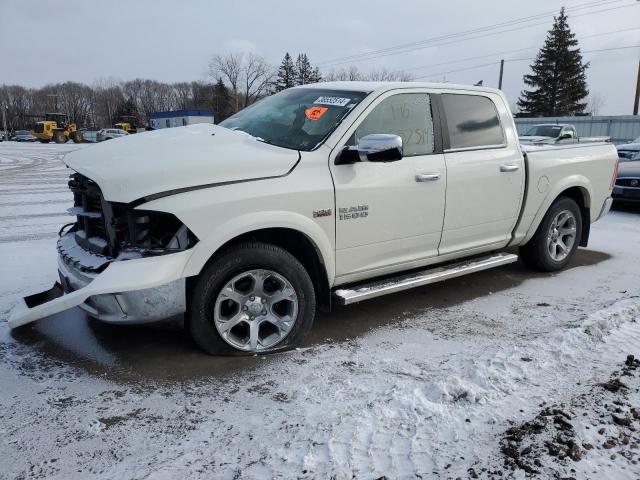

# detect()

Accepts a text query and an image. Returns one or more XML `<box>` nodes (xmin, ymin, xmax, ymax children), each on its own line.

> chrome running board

<box><xmin>333</xmin><ymin>253</ymin><xmax>518</xmax><ymax>305</ymax></box>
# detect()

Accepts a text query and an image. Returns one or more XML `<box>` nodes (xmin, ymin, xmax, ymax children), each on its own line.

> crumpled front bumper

<box><xmin>9</xmin><ymin>247</ymin><xmax>192</xmax><ymax>329</ymax></box>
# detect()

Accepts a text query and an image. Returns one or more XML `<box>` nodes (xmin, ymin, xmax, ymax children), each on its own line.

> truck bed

<box><xmin>511</xmin><ymin>142</ymin><xmax>618</xmax><ymax>246</ymax></box>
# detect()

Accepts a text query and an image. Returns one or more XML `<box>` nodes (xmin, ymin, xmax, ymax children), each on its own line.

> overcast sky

<box><xmin>1</xmin><ymin>0</ymin><xmax>639</xmax><ymax>115</ymax></box>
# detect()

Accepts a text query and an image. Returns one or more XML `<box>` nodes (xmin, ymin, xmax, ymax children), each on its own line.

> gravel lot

<box><xmin>0</xmin><ymin>142</ymin><xmax>639</xmax><ymax>479</ymax></box>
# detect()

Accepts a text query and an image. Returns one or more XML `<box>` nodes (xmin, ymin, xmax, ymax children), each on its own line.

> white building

<box><xmin>148</xmin><ymin>109</ymin><xmax>214</xmax><ymax>130</ymax></box>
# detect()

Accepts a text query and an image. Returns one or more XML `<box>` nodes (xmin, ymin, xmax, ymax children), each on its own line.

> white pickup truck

<box><xmin>10</xmin><ymin>82</ymin><xmax>618</xmax><ymax>355</ymax></box>
<box><xmin>519</xmin><ymin>123</ymin><xmax>610</xmax><ymax>144</ymax></box>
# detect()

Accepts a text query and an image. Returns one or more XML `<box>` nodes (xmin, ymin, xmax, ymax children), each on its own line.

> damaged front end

<box><xmin>11</xmin><ymin>172</ymin><xmax>198</xmax><ymax>328</ymax></box>
<box><xmin>64</xmin><ymin>172</ymin><xmax>198</xmax><ymax>268</ymax></box>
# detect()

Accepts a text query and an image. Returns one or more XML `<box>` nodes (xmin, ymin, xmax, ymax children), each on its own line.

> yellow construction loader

<box><xmin>32</xmin><ymin>113</ymin><xmax>83</xmax><ymax>144</ymax></box>
<box><xmin>113</xmin><ymin>116</ymin><xmax>139</xmax><ymax>134</ymax></box>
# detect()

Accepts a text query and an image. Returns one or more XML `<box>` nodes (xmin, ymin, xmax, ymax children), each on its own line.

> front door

<box><xmin>330</xmin><ymin>91</ymin><xmax>446</xmax><ymax>282</ymax></box>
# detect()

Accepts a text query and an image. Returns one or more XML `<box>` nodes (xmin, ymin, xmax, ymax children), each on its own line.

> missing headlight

<box><xmin>116</xmin><ymin>209</ymin><xmax>198</xmax><ymax>256</ymax></box>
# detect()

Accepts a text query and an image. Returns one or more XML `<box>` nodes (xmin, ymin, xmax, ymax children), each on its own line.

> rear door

<box><xmin>330</xmin><ymin>90</ymin><xmax>446</xmax><ymax>282</ymax></box>
<box><xmin>438</xmin><ymin>92</ymin><xmax>524</xmax><ymax>255</ymax></box>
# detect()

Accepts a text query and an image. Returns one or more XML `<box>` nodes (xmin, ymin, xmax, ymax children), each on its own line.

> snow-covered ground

<box><xmin>0</xmin><ymin>142</ymin><xmax>639</xmax><ymax>479</ymax></box>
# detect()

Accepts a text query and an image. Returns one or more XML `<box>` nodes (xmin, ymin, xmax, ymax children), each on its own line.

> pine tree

<box><xmin>309</xmin><ymin>66</ymin><xmax>323</xmax><ymax>84</ymax></box>
<box><xmin>275</xmin><ymin>53</ymin><xmax>297</xmax><ymax>92</ymax></box>
<box><xmin>212</xmin><ymin>78</ymin><xmax>232</xmax><ymax>121</ymax></box>
<box><xmin>295</xmin><ymin>53</ymin><xmax>313</xmax><ymax>85</ymax></box>
<box><xmin>517</xmin><ymin>8</ymin><xmax>589</xmax><ymax>117</ymax></box>
<box><xmin>114</xmin><ymin>97</ymin><xmax>139</xmax><ymax>122</ymax></box>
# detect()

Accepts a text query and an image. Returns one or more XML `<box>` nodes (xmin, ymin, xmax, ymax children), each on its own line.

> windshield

<box><xmin>524</xmin><ymin>125</ymin><xmax>563</xmax><ymax>137</ymax></box>
<box><xmin>220</xmin><ymin>88</ymin><xmax>368</xmax><ymax>151</ymax></box>
<box><xmin>16</xmin><ymin>130</ymin><xmax>29</xmax><ymax>135</ymax></box>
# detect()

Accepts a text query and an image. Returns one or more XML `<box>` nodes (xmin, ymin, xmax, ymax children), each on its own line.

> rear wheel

<box><xmin>187</xmin><ymin>242</ymin><xmax>316</xmax><ymax>355</ymax></box>
<box><xmin>520</xmin><ymin>197</ymin><xmax>582</xmax><ymax>272</ymax></box>
<box><xmin>38</xmin><ymin>139</ymin><xmax>50</xmax><ymax>144</ymax></box>
<box><xmin>71</xmin><ymin>131</ymin><xmax>83</xmax><ymax>143</ymax></box>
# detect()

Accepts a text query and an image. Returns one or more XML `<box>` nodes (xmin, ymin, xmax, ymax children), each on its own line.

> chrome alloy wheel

<box><xmin>213</xmin><ymin>269</ymin><xmax>298</xmax><ymax>352</ymax></box>
<box><xmin>546</xmin><ymin>209</ymin><xmax>577</xmax><ymax>262</ymax></box>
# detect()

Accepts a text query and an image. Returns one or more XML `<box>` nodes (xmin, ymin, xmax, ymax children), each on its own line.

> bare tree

<box><xmin>587</xmin><ymin>92</ymin><xmax>605</xmax><ymax>116</ymax></box>
<box><xmin>323</xmin><ymin>66</ymin><xmax>363</xmax><ymax>82</ymax></box>
<box><xmin>323</xmin><ymin>66</ymin><xmax>412</xmax><ymax>82</ymax></box>
<box><xmin>172</xmin><ymin>82</ymin><xmax>193</xmax><ymax>110</ymax></box>
<box><xmin>209</xmin><ymin>52</ymin><xmax>243</xmax><ymax>111</ymax></box>
<box><xmin>366</xmin><ymin>68</ymin><xmax>414</xmax><ymax>82</ymax></box>
<box><xmin>92</xmin><ymin>78</ymin><xmax>124</xmax><ymax>127</ymax></box>
<box><xmin>242</xmin><ymin>53</ymin><xmax>274</xmax><ymax>108</ymax></box>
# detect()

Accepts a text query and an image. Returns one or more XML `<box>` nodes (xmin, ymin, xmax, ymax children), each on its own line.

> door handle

<box><xmin>500</xmin><ymin>164</ymin><xmax>520</xmax><ymax>172</ymax></box>
<box><xmin>415</xmin><ymin>173</ymin><xmax>440</xmax><ymax>182</ymax></box>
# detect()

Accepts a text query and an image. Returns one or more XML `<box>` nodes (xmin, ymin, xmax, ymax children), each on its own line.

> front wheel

<box><xmin>519</xmin><ymin>196</ymin><xmax>582</xmax><ymax>272</ymax></box>
<box><xmin>53</xmin><ymin>131</ymin><xmax>66</xmax><ymax>143</ymax></box>
<box><xmin>187</xmin><ymin>242</ymin><xmax>316</xmax><ymax>355</ymax></box>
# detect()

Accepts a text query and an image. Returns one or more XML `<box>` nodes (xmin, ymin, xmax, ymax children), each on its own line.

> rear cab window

<box><xmin>441</xmin><ymin>94</ymin><xmax>505</xmax><ymax>150</ymax></box>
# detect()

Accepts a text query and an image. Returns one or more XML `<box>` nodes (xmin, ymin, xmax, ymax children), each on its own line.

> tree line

<box><xmin>1</xmin><ymin>9</ymin><xmax>593</xmax><ymax>132</ymax></box>
<box><xmin>0</xmin><ymin>78</ymin><xmax>235</xmax><ymax>131</ymax></box>
<box><xmin>1</xmin><ymin>52</ymin><xmax>413</xmax><ymax>131</ymax></box>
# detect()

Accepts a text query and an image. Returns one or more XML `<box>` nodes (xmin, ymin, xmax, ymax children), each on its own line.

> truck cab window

<box><xmin>350</xmin><ymin>93</ymin><xmax>435</xmax><ymax>156</ymax></box>
<box><xmin>442</xmin><ymin>94</ymin><xmax>505</xmax><ymax>149</ymax></box>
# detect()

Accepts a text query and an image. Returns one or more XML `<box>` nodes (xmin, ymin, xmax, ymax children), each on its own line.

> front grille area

<box><xmin>68</xmin><ymin>173</ymin><xmax>111</xmax><ymax>256</ymax></box>
<box><xmin>616</xmin><ymin>178</ymin><xmax>640</xmax><ymax>188</ymax></box>
<box><xmin>64</xmin><ymin>173</ymin><xmax>197</xmax><ymax>264</ymax></box>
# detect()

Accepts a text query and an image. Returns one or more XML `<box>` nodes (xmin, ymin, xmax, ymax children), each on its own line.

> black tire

<box><xmin>187</xmin><ymin>242</ymin><xmax>316</xmax><ymax>355</ymax></box>
<box><xmin>519</xmin><ymin>196</ymin><xmax>582</xmax><ymax>272</ymax></box>
<box><xmin>53</xmin><ymin>131</ymin><xmax>66</xmax><ymax>144</ymax></box>
<box><xmin>71</xmin><ymin>131</ymin><xmax>83</xmax><ymax>143</ymax></box>
<box><xmin>38</xmin><ymin>139</ymin><xmax>50</xmax><ymax>144</ymax></box>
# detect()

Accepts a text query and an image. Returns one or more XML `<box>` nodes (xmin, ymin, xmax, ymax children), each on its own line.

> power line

<box><xmin>317</xmin><ymin>0</ymin><xmax>620</xmax><ymax>65</ymax></box>
<box><xmin>413</xmin><ymin>45</ymin><xmax>640</xmax><ymax>80</ymax></box>
<box><xmin>403</xmin><ymin>27</ymin><xmax>640</xmax><ymax>74</ymax></box>
<box><xmin>318</xmin><ymin>1</ymin><xmax>638</xmax><ymax>68</ymax></box>
<box><xmin>506</xmin><ymin>44</ymin><xmax>640</xmax><ymax>62</ymax></box>
<box><xmin>322</xmin><ymin>2</ymin><xmax>638</xmax><ymax>68</ymax></box>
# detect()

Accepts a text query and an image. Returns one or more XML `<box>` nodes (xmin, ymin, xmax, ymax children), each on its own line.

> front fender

<box><xmin>181</xmin><ymin>211</ymin><xmax>336</xmax><ymax>285</ymax></box>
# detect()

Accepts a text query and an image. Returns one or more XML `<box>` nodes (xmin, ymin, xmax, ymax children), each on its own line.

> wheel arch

<box><xmin>522</xmin><ymin>179</ymin><xmax>593</xmax><ymax>247</ymax></box>
<box><xmin>183</xmin><ymin>216</ymin><xmax>334</xmax><ymax>308</ymax></box>
<box><xmin>559</xmin><ymin>186</ymin><xmax>591</xmax><ymax>247</ymax></box>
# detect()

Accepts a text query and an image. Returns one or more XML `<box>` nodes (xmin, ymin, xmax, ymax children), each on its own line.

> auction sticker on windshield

<box><xmin>305</xmin><ymin>106</ymin><xmax>329</xmax><ymax>121</ymax></box>
<box><xmin>314</xmin><ymin>96</ymin><xmax>351</xmax><ymax>107</ymax></box>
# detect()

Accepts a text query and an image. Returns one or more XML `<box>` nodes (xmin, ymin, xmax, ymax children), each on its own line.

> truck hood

<box><xmin>64</xmin><ymin>124</ymin><xmax>300</xmax><ymax>204</ymax></box>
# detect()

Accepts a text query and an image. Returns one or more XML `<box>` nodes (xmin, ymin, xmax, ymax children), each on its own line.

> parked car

<box><xmin>613</xmin><ymin>143</ymin><xmax>640</xmax><ymax>203</ymax></box>
<box><xmin>12</xmin><ymin>130</ymin><xmax>36</xmax><ymax>142</ymax></box>
<box><xmin>519</xmin><ymin>123</ymin><xmax>609</xmax><ymax>144</ymax></box>
<box><xmin>616</xmin><ymin>142</ymin><xmax>640</xmax><ymax>161</ymax></box>
<box><xmin>96</xmin><ymin>128</ymin><xmax>128</xmax><ymax>141</ymax></box>
<box><xmin>10</xmin><ymin>82</ymin><xmax>618</xmax><ymax>355</ymax></box>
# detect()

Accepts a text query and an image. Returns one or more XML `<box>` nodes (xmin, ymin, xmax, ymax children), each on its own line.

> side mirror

<box><xmin>337</xmin><ymin>134</ymin><xmax>403</xmax><ymax>164</ymax></box>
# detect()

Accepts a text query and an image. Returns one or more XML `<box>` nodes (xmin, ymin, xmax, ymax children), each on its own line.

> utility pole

<box><xmin>498</xmin><ymin>59</ymin><xmax>505</xmax><ymax>90</ymax></box>
<box><xmin>633</xmin><ymin>58</ymin><xmax>640</xmax><ymax>115</ymax></box>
